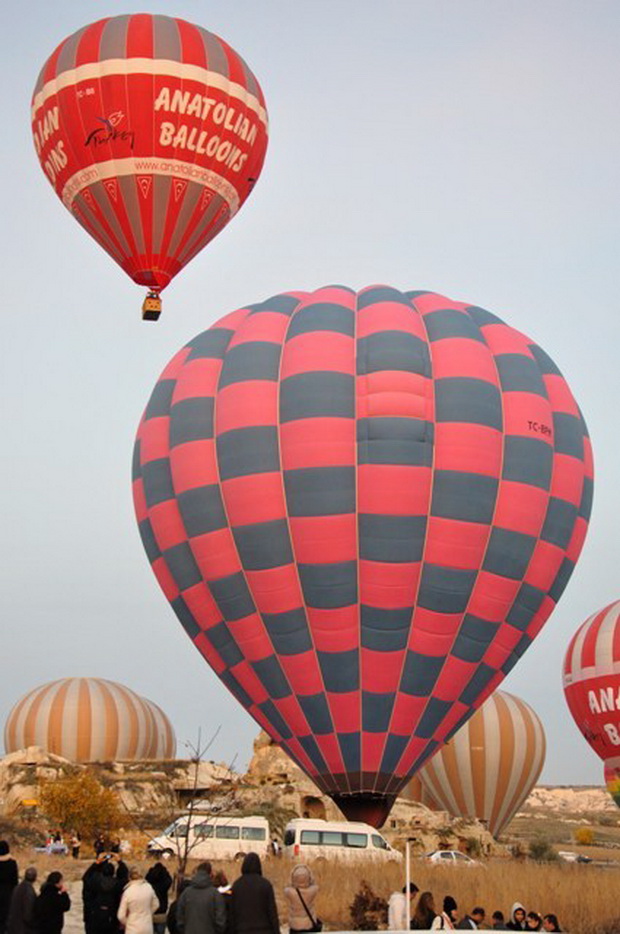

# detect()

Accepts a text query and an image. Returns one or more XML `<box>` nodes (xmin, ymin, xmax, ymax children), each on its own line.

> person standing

<box><xmin>35</xmin><ymin>873</ymin><xmax>71</xmax><ymax>934</ymax></box>
<box><xmin>457</xmin><ymin>908</ymin><xmax>485</xmax><ymax>930</ymax></box>
<box><xmin>117</xmin><ymin>869</ymin><xmax>158</xmax><ymax>934</ymax></box>
<box><xmin>90</xmin><ymin>861</ymin><xmax>122</xmax><ymax>934</ymax></box>
<box><xmin>175</xmin><ymin>863</ymin><xmax>226</xmax><ymax>934</ymax></box>
<box><xmin>431</xmin><ymin>896</ymin><xmax>458</xmax><ymax>930</ymax></box>
<box><xmin>145</xmin><ymin>858</ymin><xmax>171</xmax><ymax>934</ymax></box>
<box><xmin>284</xmin><ymin>865</ymin><xmax>319</xmax><ymax>933</ymax></box>
<box><xmin>7</xmin><ymin>868</ymin><xmax>37</xmax><ymax>934</ymax></box>
<box><xmin>387</xmin><ymin>883</ymin><xmax>419</xmax><ymax>931</ymax></box>
<box><xmin>70</xmin><ymin>833</ymin><xmax>81</xmax><ymax>861</ymax></box>
<box><xmin>0</xmin><ymin>842</ymin><xmax>19</xmax><ymax>934</ymax></box>
<box><xmin>411</xmin><ymin>893</ymin><xmax>437</xmax><ymax>930</ymax></box>
<box><xmin>229</xmin><ymin>853</ymin><xmax>279</xmax><ymax>934</ymax></box>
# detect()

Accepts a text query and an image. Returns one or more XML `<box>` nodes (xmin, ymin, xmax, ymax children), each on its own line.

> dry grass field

<box><xmin>18</xmin><ymin>849</ymin><xmax>620</xmax><ymax>933</ymax></box>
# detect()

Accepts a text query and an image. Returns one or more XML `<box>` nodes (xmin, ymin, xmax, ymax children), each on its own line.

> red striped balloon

<box><xmin>563</xmin><ymin>601</ymin><xmax>620</xmax><ymax>790</ymax></box>
<box><xmin>133</xmin><ymin>285</ymin><xmax>593</xmax><ymax>826</ymax></box>
<box><xmin>31</xmin><ymin>14</ymin><xmax>268</xmax><ymax>315</ymax></box>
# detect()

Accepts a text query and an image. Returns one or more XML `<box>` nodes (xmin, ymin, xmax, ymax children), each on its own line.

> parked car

<box><xmin>147</xmin><ymin>814</ymin><xmax>270</xmax><ymax>860</ymax></box>
<box><xmin>558</xmin><ymin>850</ymin><xmax>592</xmax><ymax>864</ymax></box>
<box><xmin>425</xmin><ymin>850</ymin><xmax>480</xmax><ymax>866</ymax></box>
<box><xmin>34</xmin><ymin>841</ymin><xmax>69</xmax><ymax>856</ymax></box>
<box><xmin>284</xmin><ymin>818</ymin><xmax>402</xmax><ymax>863</ymax></box>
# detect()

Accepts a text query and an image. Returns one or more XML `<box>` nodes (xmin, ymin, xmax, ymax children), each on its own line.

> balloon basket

<box><xmin>142</xmin><ymin>292</ymin><xmax>162</xmax><ymax>321</ymax></box>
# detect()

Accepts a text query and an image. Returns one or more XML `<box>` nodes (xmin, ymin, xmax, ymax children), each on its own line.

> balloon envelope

<box><xmin>4</xmin><ymin>677</ymin><xmax>176</xmax><ymax>761</ymax></box>
<box><xmin>563</xmin><ymin>601</ymin><xmax>620</xmax><ymax>776</ymax></box>
<box><xmin>414</xmin><ymin>690</ymin><xmax>546</xmax><ymax>836</ymax></box>
<box><xmin>31</xmin><ymin>14</ymin><xmax>268</xmax><ymax>299</ymax></box>
<box><xmin>133</xmin><ymin>285</ymin><xmax>592</xmax><ymax>826</ymax></box>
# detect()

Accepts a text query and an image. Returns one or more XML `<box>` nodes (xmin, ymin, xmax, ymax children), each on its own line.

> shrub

<box><xmin>464</xmin><ymin>837</ymin><xmax>482</xmax><ymax>858</ymax></box>
<box><xmin>574</xmin><ymin>826</ymin><xmax>595</xmax><ymax>845</ymax></box>
<box><xmin>349</xmin><ymin>881</ymin><xmax>388</xmax><ymax>931</ymax></box>
<box><xmin>39</xmin><ymin>770</ymin><xmax>122</xmax><ymax>841</ymax></box>
<box><xmin>528</xmin><ymin>837</ymin><xmax>559</xmax><ymax>862</ymax></box>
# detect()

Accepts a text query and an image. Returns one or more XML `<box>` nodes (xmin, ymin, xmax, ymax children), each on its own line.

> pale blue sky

<box><xmin>2</xmin><ymin>1</ymin><xmax>619</xmax><ymax>784</ymax></box>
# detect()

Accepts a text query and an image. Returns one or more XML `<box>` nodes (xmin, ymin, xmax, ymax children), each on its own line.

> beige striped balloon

<box><xmin>400</xmin><ymin>774</ymin><xmax>441</xmax><ymax>809</ymax></box>
<box><xmin>4</xmin><ymin>678</ymin><xmax>176</xmax><ymax>762</ymax></box>
<box><xmin>415</xmin><ymin>691</ymin><xmax>545</xmax><ymax>837</ymax></box>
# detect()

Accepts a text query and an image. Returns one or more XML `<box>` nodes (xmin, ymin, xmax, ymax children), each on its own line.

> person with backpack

<box><xmin>284</xmin><ymin>865</ymin><xmax>320</xmax><ymax>933</ymax></box>
<box><xmin>431</xmin><ymin>896</ymin><xmax>458</xmax><ymax>930</ymax></box>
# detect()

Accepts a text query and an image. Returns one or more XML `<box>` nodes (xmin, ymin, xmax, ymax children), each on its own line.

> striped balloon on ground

<box><xmin>31</xmin><ymin>14</ymin><xmax>268</xmax><ymax>316</ymax></box>
<box><xmin>4</xmin><ymin>678</ymin><xmax>176</xmax><ymax>762</ymax></box>
<box><xmin>415</xmin><ymin>690</ymin><xmax>546</xmax><ymax>836</ymax></box>
<box><xmin>563</xmin><ymin>601</ymin><xmax>620</xmax><ymax>804</ymax></box>
<box><xmin>133</xmin><ymin>284</ymin><xmax>592</xmax><ymax>827</ymax></box>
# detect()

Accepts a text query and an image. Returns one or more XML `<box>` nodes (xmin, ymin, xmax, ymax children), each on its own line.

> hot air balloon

<box><xmin>400</xmin><ymin>775</ymin><xmax>440</xmax><ymax>809</ymax></box>
<box><xmin>4</xmin><ymin>678</ymin><xmax>176</xmax><ymax>761</ymax></box>
<box><xmin>563</xmin><ymin>601</ymin><xmax>620</xmax><ymax>805</ymax></box>
<box><xmin>31</xmin><ymin>14</ymin><xmax>268</xmax><ymax>320</ymax></box>
<box><xmin>412</xmin><ymin>691</ymin><xmax>545</xmax><ymax>836</ymax></box>
<box><xmin>133</xmin><ymin>285</ymin><xmax>593</xmax><ymax>826</ymax></box>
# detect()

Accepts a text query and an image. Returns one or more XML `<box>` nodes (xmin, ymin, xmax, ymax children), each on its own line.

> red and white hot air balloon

<box><xmin>564</xmin><ymin>600</ymin><xmax>620</xmax><ymax>805</ymax></box>
<box><xmin>31</xmin><ymin>14</ymin><xmax>268</xmax><ymax>319</ymax></box>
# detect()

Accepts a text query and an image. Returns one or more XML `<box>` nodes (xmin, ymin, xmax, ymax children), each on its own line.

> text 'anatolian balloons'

<box><xmin>564</xmin><ymin>600</ymin><xmax>620</xmax><ymax>805</ymax></box>
<box><xmin>133</xmin><ymin>285</ymin><xmax>593</xmax><ymax>826</ymax></box>
<box><xmin>31</xmin><ymin>14</ymin><xmax>268</xmax><ymax>307</ymax></box>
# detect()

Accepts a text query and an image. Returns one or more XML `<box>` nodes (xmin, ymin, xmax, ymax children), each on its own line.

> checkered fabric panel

<box><xmin>134</xmin><ymin>286</ymin><xmax>593</xmax><ymax>809</ymax></box>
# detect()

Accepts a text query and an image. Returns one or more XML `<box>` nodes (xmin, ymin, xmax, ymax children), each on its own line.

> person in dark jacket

<box><xmin>166</xmin><ymin>881</ymin><xmax>190</xmax><ymax>934</ymax></box>
<box><xmin>457</xmin><ymin>907</ymin><xmax>485</xmax><ymax>930</ymax></box>
<box><xmin>176</xmin><ymin>864</ymin><xmax>225</xmax><ymax>934</ymax></box>
<box><xmin>35</xmin><ymin>873</ymin><xmax>70</xmax><ymax>934</ymax></box>
<box><xmin>411</xmin><ymin>892</ymin><xmax>437</xmax><ymax>930</ymax></box>
<box><xmin>145</xmin><ymin>859</ymin><xmax>172</xmax><ymax>934</ymax></box>
<box><xmin>0</xmin><ymin>841</ymin><xmax>19</xmax><ymax>934</ymax></box>
<box><xmin>542</xmin><ymin>916</ymin><xmax>561</xmax><ymax>933</ymax></box>
<box><xmin>229</xmin><ymin>854</ymin><xmax>279</xmax><ymax>934</ymax></box>
<box><xmin>7</xmin><ymin>868</ymin><xmax>38</xmax><ymax>934</ymax></box>
<box><xmin>90</xmin><ymin>862</ymin><xmax>121</xmax><ymax>934</ymax></box>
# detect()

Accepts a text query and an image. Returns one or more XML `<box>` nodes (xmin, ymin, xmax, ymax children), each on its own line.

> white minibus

<box><xmin>283</xmin><ymin>818</ymin><xmax>402</xmax><ymax>863</ymax></box>
<box><xmin>148</xmin><ymin>814</ymin><xmax>270</xmax><ymax>860</ymax></box>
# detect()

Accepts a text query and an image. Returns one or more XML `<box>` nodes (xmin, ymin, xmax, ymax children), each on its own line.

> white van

<box><xmin>283</xmin><ymin>818</ymin><xmax>402</xmax><ymax>863</ymax></box>
<box><xmin>147</xmin><ymin>814</ymin><xmax>270</xmax><ymax>860</ymax></box>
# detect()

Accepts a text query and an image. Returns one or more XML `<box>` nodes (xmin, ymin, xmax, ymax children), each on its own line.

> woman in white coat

<box><xmin>118</xmin><ymin>868</ymin><xmax>159</xmax><ymax>934</ymax></box>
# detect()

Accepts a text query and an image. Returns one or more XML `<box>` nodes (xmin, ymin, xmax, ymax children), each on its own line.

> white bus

<box><xmin>283</xmin><ymin>818</ymin><xmax>402</xmax><ymax>863</ymax></box>
<box><xmin>148</xmin><ymin>814</ymin><xmax>270</xmax><ymax>860</ymax></box>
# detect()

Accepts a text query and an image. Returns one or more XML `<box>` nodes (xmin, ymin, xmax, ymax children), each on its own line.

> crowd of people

<box><xmin>0</xmin><ymin>841</ymin><xmax>71</xmax><ymax>934</ymax></box>
<box><xmin>0</xmin><ymin>836</ymin><xmax>568</xmax><ymax>934</ymax></box>
<box><xmin>388</xmin><ymin>885</ymin><xmax>563</xmax><ymax>931</ymax></box>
